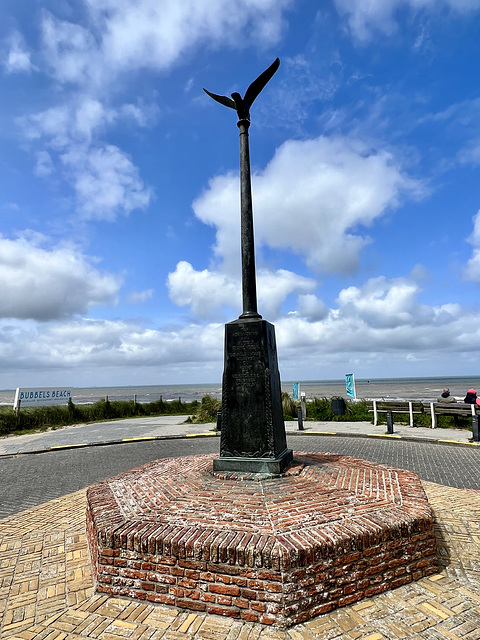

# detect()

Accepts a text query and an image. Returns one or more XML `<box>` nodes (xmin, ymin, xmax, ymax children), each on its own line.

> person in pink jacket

<box><xmin>464</xmin><ymin>389</ymin><xmax>480</xmax><ymax>405</ymax></box>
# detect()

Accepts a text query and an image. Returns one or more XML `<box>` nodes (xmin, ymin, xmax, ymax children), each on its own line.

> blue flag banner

<box><xmin>345</xmin><ymin>374</ymin><xmax>356</xmax><ymax>399</ymax></box>
<box><xmin>292</xmin><ymin>383</ymin><xmax>299</xmax><ymax>401</ymax></box>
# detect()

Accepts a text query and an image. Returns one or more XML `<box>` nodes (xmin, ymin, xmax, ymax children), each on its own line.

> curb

<box><xmin>291</xmin><ymin>429</ymin><xmax>480</xmax><ymax>447</ymax></box>
<box><xmin>1</xmin><ymin>428</ymin><xmax>478</xmax><ymax>458</ymax></box>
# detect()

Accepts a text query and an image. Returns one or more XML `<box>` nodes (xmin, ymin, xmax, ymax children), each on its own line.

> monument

<box><xmin>204</xmin><ymin>58</ymin><xmax>292</xmax><ymax>474</ymax></box>
<box><xmin>86</xmin><ymin>59</ymin><xmax>438</xmax><ymax>628</ymax></box>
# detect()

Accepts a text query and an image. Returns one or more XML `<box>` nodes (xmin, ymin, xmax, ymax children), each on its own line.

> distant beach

<box><xmin>1</xmin><ymin>376</ymin><xmax>479</xmax><ymax>406</ymax></box>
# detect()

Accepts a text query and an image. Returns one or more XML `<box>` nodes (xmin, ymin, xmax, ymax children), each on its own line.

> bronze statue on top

<box><xmin>204</xmin><ymin>57</ymin><xmax>280</xmax><ymax>123</ymax></box>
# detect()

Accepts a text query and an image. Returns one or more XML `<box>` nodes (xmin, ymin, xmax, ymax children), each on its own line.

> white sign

<box><xmin>14</xmin><ymin>387</ymin><xmax>73</xmax><ymax>409</ymax></box>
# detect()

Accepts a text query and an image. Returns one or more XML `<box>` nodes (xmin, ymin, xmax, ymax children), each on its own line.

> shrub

<box><xmin>282</xmin><ymin>392</ymin><xmax>298</xmax><ymax>420</ymax></box>
<box><xmin>190</xmin><ymin>396</ymin><xmax>221</xmax><ymax>423</ymax></box>
<box><xmin>305</xmin><ymin>397</ymin><xmax>370</xmax><ymax>422</ymax></box>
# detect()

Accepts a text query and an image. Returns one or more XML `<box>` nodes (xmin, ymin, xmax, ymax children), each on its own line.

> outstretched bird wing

<box><xmin>203</xmin><ymin>88</ymin><xmax>236</xmax><ymax>110</ymax></box>
<box><xmin>243</xmin><ymin>58</ymin><xmax>280</xmax><ymax>111</ymax></box>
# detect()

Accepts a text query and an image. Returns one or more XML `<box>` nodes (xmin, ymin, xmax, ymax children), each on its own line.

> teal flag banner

<box><xmin>345</xmin><ymin>374</ymin><xmax>356</xmax><ymax>399</ymax></box>
<box><xmin>293</xmin><ymin>383</ymin><xmax>299</xmax><ymax>401</ymax></box>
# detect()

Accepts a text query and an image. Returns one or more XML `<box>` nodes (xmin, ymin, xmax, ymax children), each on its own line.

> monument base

<box><xmin>213</xmin><ymin>447</ymin><xmax>293</xmax><ymax>475</ymax></box>
<box><xmin>218</xmin><ymin>317</ymin><xmax>290</xmax><ymax>471</ymax></box>
<box><xmin>86</xmin><ymin>453</ymin><xmax>438</xmax><ymax>628</ymax></box>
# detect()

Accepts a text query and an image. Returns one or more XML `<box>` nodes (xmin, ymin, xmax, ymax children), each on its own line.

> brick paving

<box><xmin>2</xmin><ymin>477</ymin><xmax>480</xmax><ymax>638</ymax></box>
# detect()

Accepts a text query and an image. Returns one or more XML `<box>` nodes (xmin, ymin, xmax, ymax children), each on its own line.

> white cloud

<box><xmin>167</xmin><ymin>261</ymin><xmax>316</xmax><ymax>320</ymax></box>
<box><xmin>275</xmin><ymin>274</ymin><xmax>467</xmax><ymax>373</ymax></box>
<box><xmin>336</xmin><ymin>276</ymin><xmax>434</xmax><ymax>328</ymax></box>
<box><xmin>0</xmin><ymin>234</ymin><xmax>121</xmax><ymax>320</ymax></box>
<box><xmin>458</xmin><ymin>143</ymin><xmax>480</xmax><ymax>166</ymax></box>
<box><xmin>3</xmin><ymin>31</ymin><xmax>35</xmax><ymax>74</ymax></box>
<box><xmin>128</xmin><ymin>289</ymin><xmax>154</xmax><ymax>304</ymax></box>
<box><xmin>89</xmin><ymin>0</ymin><xmax>290</xmax><ymax>73</ymax></box>
<box><xmin>194</xmin><ymin>135</ymin><xmax>423</xmax><ymax>275</ymax></box>
<box><xmin>167</xmin><ymin>261</ymin><xmax>239</xmax><ymax>319</ymax></box>
<box><xmin>60</xmin><ymin>144</ymin><xmax>152</xmax><ymax>221</ymax></box>
<box><xmin>296</xmin><ymin>294</ymin><xmax>328</xmax><ymax>322</ymax></box>
<box><xmin>41</xmin><ymin>12</ymin><xmax>100</xmax><ymax>85</ymax></box>
<box><xmin>40</xmin><ymin>0</ymin><xmax>292</xmax><ymax>89</ymax></box>
<box><xmin>34</xmin><ymin>151</ymin><xmax>55</xmax><ymax>178</ymax></box>
<box><xmin>0</xmin><ymin>318</ymin><xmax>224</xmax><ymax>384</ymax></box>
<box><xmin>19</xmin><ymin>97</ymin><xmax>152</xmax><ymax>220</ymax></box>
<box><xmin>334</xmin><ymin>0</ymin><xmax>480</xmax><ymax>42</ymax></box>
<box><xmin>257</xmin><ymin>269</ymin><xmax>316</xmax><ymax>318</ymax></box>
<box><xmin>465</xmin><ymin>210</ymin><xmax>480</xmax><ymax>283</ymax></box>
<box><xmin>120</xmin><ymin>102</ymin><xmax>159</xmax><ymax>127</ymax></box>
<box><xmin>20</xmin><ymin>97</ymin><xmax>116</xmax><ymax>148</ymax></box>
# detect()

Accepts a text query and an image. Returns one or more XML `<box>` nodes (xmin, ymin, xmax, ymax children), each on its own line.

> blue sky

<box><xmin>1</xmin><ymin>0</ymin><xmax>480</xmax><ymax>388</ymax></box>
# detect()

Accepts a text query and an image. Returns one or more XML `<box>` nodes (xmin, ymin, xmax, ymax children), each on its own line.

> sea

<box><xmin>0</xmin><ymin>376</ymin><xmax>479</xmax><ymax>406</ymax></box>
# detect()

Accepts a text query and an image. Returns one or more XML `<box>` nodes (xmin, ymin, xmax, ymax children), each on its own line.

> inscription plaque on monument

<box><xmin>204</xmin><ymin>59</ymin><xmax>293</xmax><ymax>474</ymax></box>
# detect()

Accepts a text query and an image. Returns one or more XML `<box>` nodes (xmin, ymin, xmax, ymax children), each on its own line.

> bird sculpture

<box><xmin>203</xmin><ymin>58</ymin><xmax>280</xmax><ymax>122</ymax></box>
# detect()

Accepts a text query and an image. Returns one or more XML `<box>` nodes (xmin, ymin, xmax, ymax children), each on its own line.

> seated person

<box><xmin>464</xmin><ymin>389</ymin><xmax>480</xmax><ymax>405</ymax></box>
<box><xmin>438</xmin><ymin>388</ymin><xmax>456</xmax><ymax>403</ymax></box>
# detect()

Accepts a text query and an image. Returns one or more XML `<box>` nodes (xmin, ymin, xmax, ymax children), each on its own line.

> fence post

<box><xmin>373</xmin><ymin>400</ymin><xmax>378</xmax><ymax>427</ymax></box>
<box><xmin>408</xmin><ymin>401</ymin><xmax>414</xmax><ymax>427</ymax></box>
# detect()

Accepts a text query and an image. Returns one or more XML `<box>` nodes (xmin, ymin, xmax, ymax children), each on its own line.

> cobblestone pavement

<box><xmin>2</xmin><ymin>435</ymin><xmax>480</xmax><ymax>519</ymax></box>
<box><xmin>2</xmin><ymin>480</ymin><xmax>480</xmax><ymax>639</ymax></box>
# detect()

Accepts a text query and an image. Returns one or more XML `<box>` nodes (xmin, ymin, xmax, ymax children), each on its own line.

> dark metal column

<box><xmin>237</xmin><ymin>119</ymin><xmax>261</xmax><ymax>319</ymax></box>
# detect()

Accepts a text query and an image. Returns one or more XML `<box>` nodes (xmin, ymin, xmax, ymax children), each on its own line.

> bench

<box><xmin>366</xmin><ymin>400</ymin><xmax>425</xmax><ymax>432</ymax></box>
<box><xmin>429</xmin><ymin>403</ymin><xmax>480</xmax><ymax>440</ymax></box>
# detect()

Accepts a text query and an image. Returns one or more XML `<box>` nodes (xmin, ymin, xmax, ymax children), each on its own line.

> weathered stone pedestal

<box><xmin>214</xmin><ymin>317</ymin><xmax>293</xmax><ymax>474</ymax></box>
<box><xmin>86</xmin><ymin>452</ymin><xmax>438</xmax><ymax>628</ymax></box>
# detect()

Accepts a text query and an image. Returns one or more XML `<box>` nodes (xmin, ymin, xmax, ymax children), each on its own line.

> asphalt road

<box><xmin>1</xmin><ymin>435</ymin><xmax>479</xmax><ymax>519</ymax></box>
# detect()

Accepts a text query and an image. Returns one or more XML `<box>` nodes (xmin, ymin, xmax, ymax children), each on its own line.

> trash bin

<box><xmin>331</xmin><ymin>397</ymin><xmax>346</xmax><ymax>416</ymax></box>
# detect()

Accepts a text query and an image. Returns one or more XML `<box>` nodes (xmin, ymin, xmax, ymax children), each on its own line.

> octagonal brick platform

<box><xmin>86</xmin><ymin>453</ymin><xmax>438</xmax><ymax>628</ymax></box>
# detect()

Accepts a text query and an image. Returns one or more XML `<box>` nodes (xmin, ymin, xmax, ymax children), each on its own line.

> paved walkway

<box><xmin>0</xmin><ymin>415</ymin><xmax>477</xmax><ymax>457</ymax></box>
<box><xmin>2</xmin><ymin>417</ymin><xmax>480</xmax><ymax>639</ymax></box>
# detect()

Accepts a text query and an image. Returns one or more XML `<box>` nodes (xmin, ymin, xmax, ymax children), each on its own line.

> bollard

<box><xmin>386</xmin><ymin>411</ymin><xmax>394</xmax><ymax>434</ymax></box>
<box><xmin>217</xmin><ymin>409</ymin><xmax>222</xmax><ymax>431</ymax></box>
<box><xmin>300</xmin><ymin>392</ymin><xmax>307</xmax><ymax>419</ymax></box>
<box><xmin>297</xmin><ymin>406</ymin><xmax>304</xmax><ymax>431</ymax></box>
<box><xmin>473</xmin><ymin>415</ymin><xmax>480</xmax><ymax>442</ymax></box>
